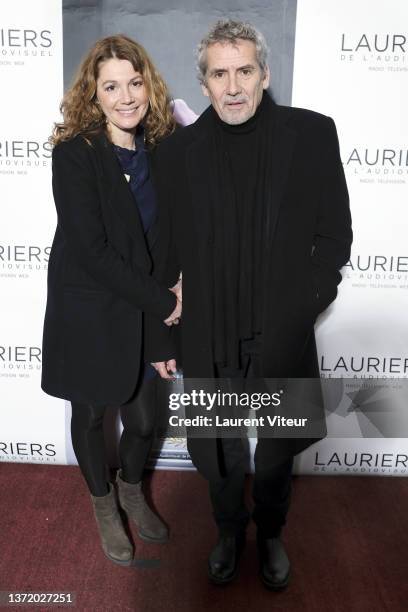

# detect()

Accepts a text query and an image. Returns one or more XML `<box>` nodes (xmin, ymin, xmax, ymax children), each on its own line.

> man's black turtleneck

<box><xmin>212</xmin><ymin>97</ymin><xmax>263</xmax><ymax>229</ymax></box>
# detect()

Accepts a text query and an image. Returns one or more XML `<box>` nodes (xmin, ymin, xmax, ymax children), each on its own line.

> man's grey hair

<box><xmin>196</xmin><ymin>19</ymin><xmax>269</xmax><ymax>84</ymax></box>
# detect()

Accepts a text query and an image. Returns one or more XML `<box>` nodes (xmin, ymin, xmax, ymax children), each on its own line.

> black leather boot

<box><xmin>208</xmin><ymin>532</ymin><xmax>245</xmax><ymax>585</ymax></box>
<box><xmin>258</xmin><ymin>536</ymin><xmax>290</xmax><ymax>590</ymax></box>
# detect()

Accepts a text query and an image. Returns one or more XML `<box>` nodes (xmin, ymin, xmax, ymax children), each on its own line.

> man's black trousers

<box><xmin>210</xmin><ymin>341</ymin><xmax>294</xmax><ymax>537</ymax></box>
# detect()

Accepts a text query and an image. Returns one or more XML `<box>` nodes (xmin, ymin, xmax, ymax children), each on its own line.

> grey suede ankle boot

<box><xmin>91</xmin><ymin>483</ymin><xmax>133</xmax><ymax>565</ymax></box>
<box><xmin>116</xmin><ymin>471</ymin><xmax>169</xmax><ymax>543</ymax></box>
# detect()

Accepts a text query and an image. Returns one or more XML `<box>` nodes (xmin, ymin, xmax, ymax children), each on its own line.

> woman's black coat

<box><xmin>41</xmin><ymin>131</ymin><xmax>176</xmax><ymax>405</ymax></box>
<box><xmin>152</xmin><ymin>101</ymin><xmax>353</xmax><ymax>479</ymax></box>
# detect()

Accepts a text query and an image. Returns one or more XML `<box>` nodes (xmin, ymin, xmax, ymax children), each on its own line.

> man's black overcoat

<box><xmin>151</xmin><ymin>99</ymin><xmax>353</xmax><ymax>479</ymax></box>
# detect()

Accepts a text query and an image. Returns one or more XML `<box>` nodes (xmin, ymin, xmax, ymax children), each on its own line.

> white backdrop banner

<box><xmin>0</xmin><ymin>0</ymin><xmax>66</xmax><ymax>464</ymax></box>
<box><xmin>1</xmin><ymin>0</ymin><xmax>407</xmax><ymax>473</ymax></box>
<box><xmin>291</xmin><ymin>0</ymin><xmax>408</xmax><ymax>474</ymax></box>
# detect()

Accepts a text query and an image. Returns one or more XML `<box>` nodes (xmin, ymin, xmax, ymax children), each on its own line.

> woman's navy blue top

<box><xmin>113</xmin><ymin>131</ymin><xmax>158</xmax><ymax>383</ymax></box>
<box><xmin>113</xmin><ymin>131</ymin><xmax>157</xmax><ymax>235</ymax></box>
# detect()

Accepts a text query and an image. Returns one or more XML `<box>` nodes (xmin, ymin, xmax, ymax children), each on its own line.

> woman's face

<box><xmin>96</xmin><ymin>57</ymin><xmax>149</xmax><ymax>143</ymax></box>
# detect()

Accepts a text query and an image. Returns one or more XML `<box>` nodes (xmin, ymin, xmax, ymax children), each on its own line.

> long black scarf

<box><xmin>209</xmin><ymin>91</ymin><xmax>276</xmax><ymax>369</ymax></box>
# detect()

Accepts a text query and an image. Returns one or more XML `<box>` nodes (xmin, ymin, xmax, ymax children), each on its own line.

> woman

<box><xmin>41</xmin><ymin>35</ymin><xmax>181</xmax><ymax>566</ymax></box>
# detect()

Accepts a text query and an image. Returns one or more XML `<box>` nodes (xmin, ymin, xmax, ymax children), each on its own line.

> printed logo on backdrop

<box><xmin>0</xmin><ymin>244</ymin><xmax>50</xmax><ymax>281</ymax></box>
<box><xmin>0</xmin><ymin>28</ymin><xmax>53</xmax><ymax>68</ymax></box>
<box><xmin>340</xmin><ymin>33</ymin><xmax>407</xmax><ymax>72</ymax></box>
<box><xmin>313</xmin><ymin>449</ymin><xmax>407</xmax><ymax>474</ymax></box>
<box><xmin>343</xmin><ymin>254</ymin><xmax>408</xmax><ymax>290</ymax></box>
<box><xmin>343</xmin><ymin>146</ymin><xmax>408</xmax><ymax>186</ymax></box>
<box><xmin>323</xmin><ymin>380</ymin><xmax>408</xmax><ymax>434</ymax></box>
<box><xmin>0</xmin><ymin>138</ymin><xmax>52</xmax><ymax>177</ymax></box>
<box><xmin>0</xmin><ymin>440</ymin><xmax>57</xmax><ymax>463</ymax></box>
<box><xmin>0</xmin><ymin>345</ymin><xmax>42</xmax><ymax>381</ymax></box>
<box><xmin>320</xmin><ymin>354</ymin><xmax>408</xmax><ymax>378</ymax></box>
<box><xmin>316</xmin><ymin>380</ymin><xmax>408</xmax><ymax>476</ymax></box>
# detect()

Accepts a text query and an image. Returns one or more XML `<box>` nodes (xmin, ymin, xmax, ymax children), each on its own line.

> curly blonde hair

<box><xmin>51</xmin><ymin>34</ymin><xmax>176</xmax><ymax>147</ymax></box>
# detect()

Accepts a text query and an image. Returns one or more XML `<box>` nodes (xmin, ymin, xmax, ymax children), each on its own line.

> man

<box><xmin>151</xmin><ymin>19</ymin><xmax>352</xmax><ymax>590</ymax></box>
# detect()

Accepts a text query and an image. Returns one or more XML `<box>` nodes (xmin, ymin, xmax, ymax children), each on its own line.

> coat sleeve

<box><xmin>52</xmin><ymin>138</ymin><xmax>176</xmax><ymax>320</ymax></box>
<box><xmin>311</xmin><ymin>116</ymin><xmax>352</xmax><ymax>313</ymax></box>
<box><xmin>143</xmin><ymin>142</ymin><xmax>181</xmax><ymax>363</ymax></box>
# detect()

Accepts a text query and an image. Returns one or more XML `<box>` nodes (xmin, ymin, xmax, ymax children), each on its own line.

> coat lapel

<box><xmin>186</xmin><ymin>117</ymin><xmax>214</xmax><ymax>252</ymax></box>
<box><xmin>92</xmin><ymin>132</ymin><xmax>146</xmax><ymax>245</ymax></box>
<box><xmin>186</xmin><ymin>144</ymin><xmax>213</xmax><ymax>240</ymax></box>
<box><xmin>144</xmin><ymin>150</ymin><xmax>159</xmax><ymax>250</ymax></box>
<box><xmin>184</xmin><ymin>113</ymin><xmax>217</xmax><ymax>349</ymax></box>
<box><xmin>266</xmin><ymin>105</ymin><xmax>297</xmax><ymax>246</ymax></box>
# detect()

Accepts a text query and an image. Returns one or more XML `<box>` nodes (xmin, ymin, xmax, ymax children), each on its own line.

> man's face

<box><xmin>201</xmin><ymin>39</ymin><xmax>270</xmax><ymax>125</ymax></box>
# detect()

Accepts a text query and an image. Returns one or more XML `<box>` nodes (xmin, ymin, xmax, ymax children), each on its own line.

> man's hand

<box><xmin>151</xmin><ymin>359</ymin><xmax>177</xmax><ymax>380</ymax></box>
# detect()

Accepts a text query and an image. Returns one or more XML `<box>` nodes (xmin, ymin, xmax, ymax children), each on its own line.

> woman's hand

<box><xmin>164</xmin><ymin>273</ymin><xmax>182</xmax><ymax>326</ymax></box>
<box><xmin>171</xmin><ymin>272</ymin><xmax>182</xmax><ymax>302</ymax></box>
<box><xmin>164</xmin><ymin>296</ymin><xmax>181</xmax><ymax>326</ymax></box>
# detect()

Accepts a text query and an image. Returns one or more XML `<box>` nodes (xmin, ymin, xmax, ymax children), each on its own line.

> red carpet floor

<box><xmin>0</xmin><ymin>463</ymin><xmax>407</xmax><ymax>612</ymax></box>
